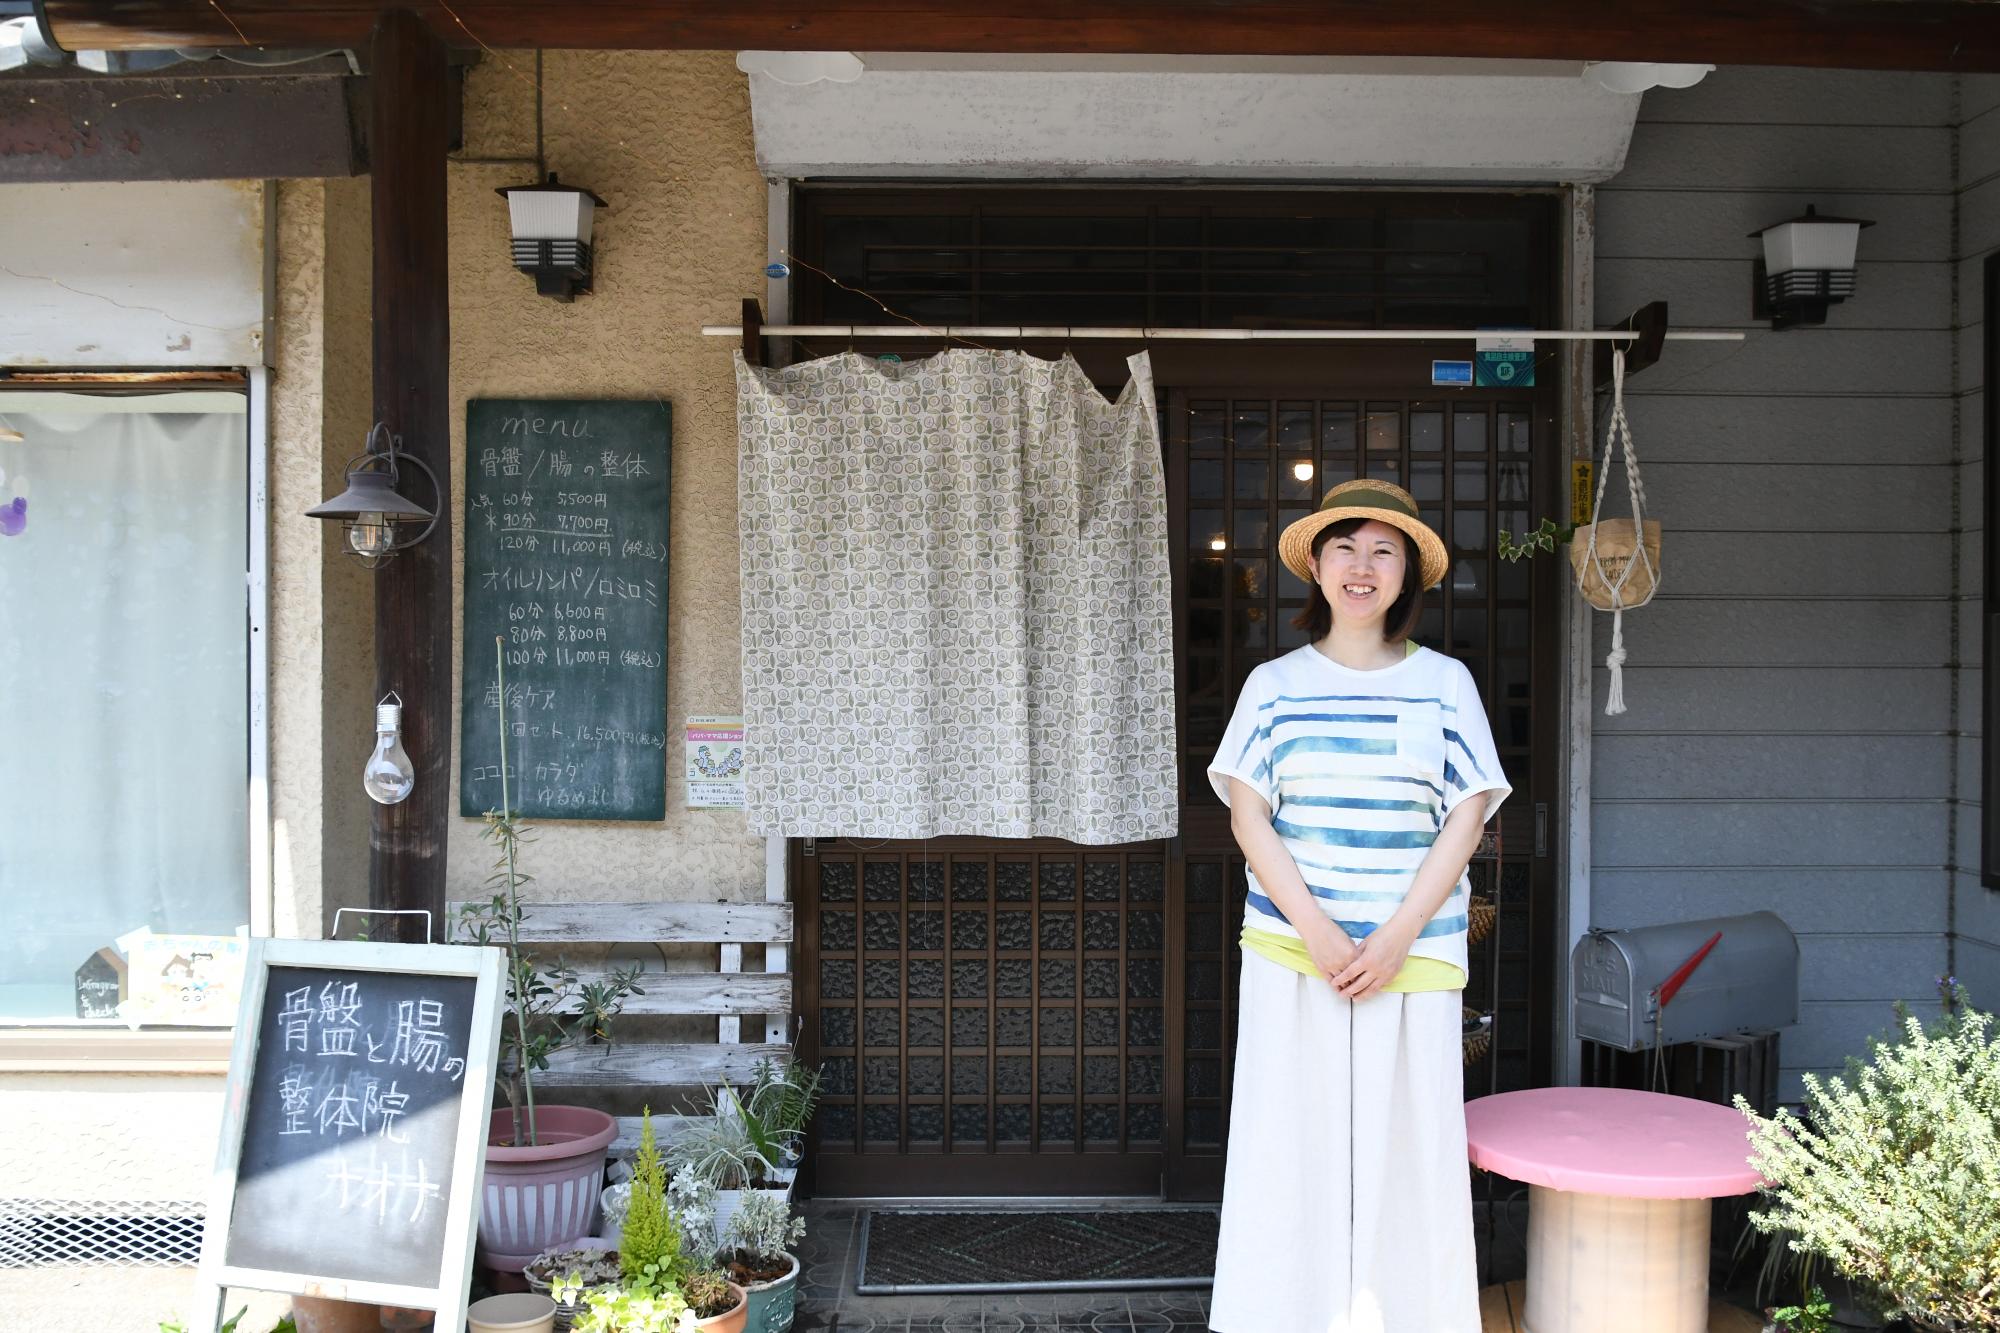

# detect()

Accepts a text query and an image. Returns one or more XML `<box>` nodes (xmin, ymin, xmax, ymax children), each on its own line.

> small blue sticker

<box><xmin>765</xmin><ymin>262</ymin><xmax>790</xmax><ymax>279</ymax></box>
<box><xmin>878</xmin><ymin>353</ymin><xmax>902</xmax><ymax>365</ymax></box>
<box><xmin>1431</xmin><ymin>360</ymin><xmax>1474</xmax><ymax>386</ymax></box>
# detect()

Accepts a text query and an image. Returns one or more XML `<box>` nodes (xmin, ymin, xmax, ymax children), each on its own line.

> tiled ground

<box><xmin>789</xmin><ymin>1194</ymin><xmax>1533</xmax><ymax>1332</ymax></box>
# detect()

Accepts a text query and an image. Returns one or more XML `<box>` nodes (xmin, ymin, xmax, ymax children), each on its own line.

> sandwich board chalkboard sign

<box><xmin>193</xmin><ymin>939</ymin><xmax>504</xmax><ymax>1332</ymax></box>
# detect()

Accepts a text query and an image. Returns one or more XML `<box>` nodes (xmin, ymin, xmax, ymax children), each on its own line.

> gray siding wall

<box><xmin>1592</xmin><ymin>68</ymin><xmax>1960</xmax><ymax>1100</ymax></box>
<box><xmin>1957</xmin><ymin>78</ymin><xmax>2000</xmax><ymax>1000</ymax></box>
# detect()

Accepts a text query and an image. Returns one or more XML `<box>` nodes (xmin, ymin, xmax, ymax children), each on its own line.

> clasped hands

<box><xmin>1303</xmin><ymin>916</ymin><xmax>1416</xmax><ymax>1001</ymax></box>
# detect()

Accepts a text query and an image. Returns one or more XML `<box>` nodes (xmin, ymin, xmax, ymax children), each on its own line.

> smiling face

<box><xmin>1309</xmin><ymin>518</ymin><xmax>1410</xmax><ymax>631</ymax></box>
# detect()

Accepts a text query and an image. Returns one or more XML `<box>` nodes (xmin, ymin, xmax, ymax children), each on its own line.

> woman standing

<box><xmin>1206</xmin><ymin>479</ymin><xmax>1509</xmax><ymax>1333</ymax></box>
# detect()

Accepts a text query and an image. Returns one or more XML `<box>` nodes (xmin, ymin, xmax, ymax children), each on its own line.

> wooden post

<box><xmin>370</xmin><ymin>8</ymin><xmax>451</xmax><ymax>946</ymax></box>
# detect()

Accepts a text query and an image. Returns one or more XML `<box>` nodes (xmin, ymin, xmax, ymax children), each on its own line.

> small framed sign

<box><xmin>194</xmin><ymin>938</ymin><xmax>505</xmax><ymax>1332</ymax></box>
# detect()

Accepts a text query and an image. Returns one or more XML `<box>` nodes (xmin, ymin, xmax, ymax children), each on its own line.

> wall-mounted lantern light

<box><xmin>496</xmin><ymin>173</ymin><xmax>606</xmax><ymax>302</ymax></box>
<box><xmin>1750</xmin><ymin>205</ymin><xmax>1874</xmax><ymax>330</ymax></box>
<box><xmin>305</xmin><ymin>422</ymin><xmax>439</xmax><ymax>567</ymax></box>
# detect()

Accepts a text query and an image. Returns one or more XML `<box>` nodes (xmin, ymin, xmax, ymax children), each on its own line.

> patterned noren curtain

<box><xmin>735</xmin><ymin>349</ymin><xmax>1178</xmax><ymax>844</ymax></box>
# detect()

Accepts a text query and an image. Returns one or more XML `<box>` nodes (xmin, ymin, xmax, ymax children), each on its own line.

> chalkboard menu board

<box><xmin>460</xmin><ymin>398</ymin><xmax>673</xmax><ymax>822</ymax></box>
<box><xmin>198</xmin><ymin>940</ymin><xmax>503</xmax><ymax>1328</ymax></box>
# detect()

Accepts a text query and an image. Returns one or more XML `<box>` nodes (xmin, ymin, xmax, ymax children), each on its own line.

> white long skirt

<box><xmin>1208</xmin><ymin>949</ymin><xmax>1480</xmax><ymax>1333</ymax></box>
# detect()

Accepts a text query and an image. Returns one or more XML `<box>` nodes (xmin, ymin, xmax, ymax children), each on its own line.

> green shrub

<box><xmin>1736</xmin><ymin>995</ymin><xmax>2000</xmax><ymax>1333</ymax></box>
<box><xmin>618</xmin><ymin>1108</ymin><xmax>686</xmax><ymax>1287</ymax></box>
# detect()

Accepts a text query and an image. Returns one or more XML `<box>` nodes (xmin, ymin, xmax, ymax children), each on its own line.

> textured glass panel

<box><xmin>823</xmin><ymin>1056</ymin><xmax>857</xmax><ymax>1096</ymax></box>
<box><xmin>1190</xmin><ymin>457</ymin><xmax>1224</xmax><ymax>500</ymax></box>
<box><xmin>1191</xmin><ymin>507</ymin><xmax>1226</xmax><ymax>555</ymax></box>
<box><xmin>1040</xmin><ymin>1104</ymin><xmax>1076</xmax><ymax>1143</ymax></box>
<box><xmin>1231</xmin><ymin>404</ymin><xmax>1269</xmax><ymax>452</ymax></box>
<box><xmin>1234</xmin><ymin>508</ymin><xmax>1269</xmax><ymax>548</ymax></box>
<box><xmin>1453</xmin><ymin>558</ymin><xmax>1487</xmax><ymax>599</ymax></box>
<box><xmin>1455</xmin><ymin>462</ymin><xmax>1489</xmax><ymax>503</ymax></box>
<box><xmin>1412</xmin><ymin>408</ymin><xmax>1443</xmax><ymax>452</ymax></box>
<box><xmin>1084</xmin><ymin>1055</ymin><xmax>1121</xmax><ymax>1096</ymax></box>
<box><xmin>1083</xmin><ymin>958</ymin><xmax>1119</xmax><ymax>999</ymax></box>
<box><xmin>864</xmin><ymin>861</ymin><xmax>901</xmax><ymax>901</ymax></box>
<box><xmin>1187</xmin><ymin>960</ymin><xmax>1222</xmax><ymax>1003</ymax></box>
<box><xmin>1497</xmin><ymin>457</ymin><xmax>1531</xmax><ymax>507</ymax></box>
<box><xmin>1278</xmin><ymin>402</ymin><xmax>1314</xmax><ymax>448</ymax></box>
<box><xmin>995</xmin><ymin>910</ymin><xmax>1033</xmax><ymax>951</ymax></box>
<box><xmin>996</xmin><ymin>1104</ymin><xmax>1031</xmax><ymax>1142</ymax></box>
<box><xmin>1454</xmin><ymin>407</ymin><xmax>1488</xmax><ymax>452</ymax></box>
<box><xmin>1127</xmin><ymin>1104</ymin><xmax>1162</xmax><ymax>1143</ymax></box>
<box><xmin>1454</xmin><ymin>608</ymin><xmax>1489</xmax><ymax>659</ymax></box>
<box><xmin>1126</xmin><ymin>1054</ymin><xmax>1163</xmax><ymax>1095</ymax></box>
<box><xmin>908</xmin><ymin>1055</ymin><xmax>943</xmax><ymax>1096</ymax></box>
<box><xmin>1455</xmin><ymin>509</ymin><xmax>1489</xmax><ymax>552</ymax></box>
<box><xmin>1187</xmin><ymin>912</ymin><xmax>1223</xmax><ymax>954</ymax></box>
<box><xmin>822</xmin><ymin>1008</ymin><xmax>855</xmax><ymax>1048</ymax></box>
<box><xmin>1321</xmin><ymin>458</ymin><xmax>1357</xmax><ymax>488</ymax></box>
<box><xmin>952</xmin><ymin>1059</ymin><xmax>987</xmax><ymax>1095</ymax></box>
<box><xmin>1190</xmin><ymin>404</ymin><xmax>1226</xmax><ymax>451</ymax></box>
<box><xmin>1411</xmin><ymin>458</ymin><xmax>1443</xmax><ymax>503</ymax></box>
<box><xmin>1127</xmin><ymin>910</ymin><xmax>1165</xmax><ymax>951</ymax></box>
<box><xmin>864</xmin><ymin>1106</ymin><xmax>900</xmax><ymax>1142</ymax></box>
<box><xmin>1128</xmin><ymin>862</ymin><xmax>1163</xmax><ymax>901</ymax></box>
<box><xmin>952</xmin><ymin>912</ymin><xmax>989</xmax><ymax>951</ymax></box>
<box><xmin>1084</xmin><ymin>862</ymin><xmax>1123</xmax><ymax>902</ymax></box>
<box><xmin>1039</xmin><ymin>1007</ymin><xmax>1075</xmax><ymax>1047</ymax></box>
<box><xmin>952</xmin><ymin>1007</ymin><xmax>987</xmax><ymax>1048</ymax></box>
<box><xmin>1041</xmin><ymin>1056</ymin><xmax>1077</xmax><ymax>1094</ymax></box>
<box><xmin>1234</xmin><ymin>603</ymin><xmax>1269</xmax><ymax>655</ymax></box>
<box><xmin>910</xmin><ymin>861</ymin><xmax>945</xmax><ymax>902</ymax></box>
<box><xmin>821</xmin><ymin>1104</ymin><xmax>856</xmax><ymax>1145</ymax></box>
<box><xmin>1084</xmin><ymin>1105</ymin><xmax>1120</xmax><ymax>1142</ymax></box>
<box><xmin>996</xmin><ymin>959</ymin><xmax>1033</xmax><ymax>999</ymax></box>
<box><xmin>1188</xmin><ymin>862</ymin><xmax>1223</xmax><ymax>904</ymax></box>
<box><xmin>1323</xmin><ymin>408</ymin><xmax>1357</xmax><ymax>455</ymax></box>
<box><xmin>952</xmin><ymin>1104</ymin><xmax>988</xmax><ymax>1143</ymax></box>
<box><xmin>952</xmin><ymin>862</ymin><xmax>989</xmax><ymax>902</ymax></box>
<box><xmin>1233</xmin><ymin>558</ymin><xmax>1266</xmax><ymax>601</ymax></box>
<box><xmin>1367</xmin><ymin>457</ymin><xmax>1401</xmax><ymax>486</ymax></box>
<box><xmin>1039</xmin><ymin>862</ymin><xmax>1077</xmax><ymax>902</ymax></box>
<box><xmin>1190</xmin><ymin>556</ymin><xmax>1224</xmax><ymax>599</ymax></box>
<box><xmin>1187</xmin><ymin>1107</ymin><xmax>1221</xmax><ymax>1147</ymax></box>
<box><xmin>1279</xmin><ymin>457</ymin><xmax>1315</xmax><ymax>502</ymax></box>
<box><xmin>863</xmin><ymin>909</ymin><xmax>900</xmax><ymax>951</ymax></box>
<box><xmin>1040</xmin><ymin>913</ymin><xmax>1077</xmax><ymax>952</ymax></box>
<box><xmin>1128</xmin><ymin>1007</ymin><xmax>1164</xmax><ymax>1047</ymax></box>
<box><xmin>1039</xmin><ymin>959</ymin><xmax>1076</xmax><ymax>999</ymax></box>
<box><xmin>1499</xmin><ymin>545</ymin><xmax>1529</xmax><ymax>599</ymax></box>
<box><xmin>951</xmin><ymin>960</ymin><xmax>989</xmax><ymax>999</ymax></box>
<box><xmin>996</xmin><ymin>1056</ymin><xmax>1032</xmax><ymax>1095</ymax></box>
<box><xmin>995</xmin><ymin>1006</ymin><xmax>1032</xmax><ymax>1047</ymax></box>
<box><xmin>908</xmin><ymin>958</ymin><xmax>945</xmax><ymax>1000</ymax></box>
<box><xmin>864</xmin><ymin>959</ymin><xmax>901</xmax><ymax>1000</ymax></box>
<box><xmin>820</xmin><ymin>911</ymin><xmax>856</xmax><ymax>951</ymax></box>
<box><xmin>1367</xmin><ymin>407</ymin><xmax>1398</xmax><ymax>452</ymax></box>
<box><xmin>1499</xmin><ymin>407</ymin><xmax>1531</xmax><ymax>453</ymax></box>
<box><xmin>1187</xmin><ymin>1009</ymin><xmax>1223</xmax><ymax>1051</ymax></box>
<box><xmin>908</xmin><ymin>1104</ymin><xmax>944</xmax><ymax>1142</ymax></box>
<box><xmin>864</xmin><ymin>1008</ymin><xmax>899</xmax><ymax>1048</ymax></box>
<box><xmin>820</xmin><ymin>959</ymin><xmax>856</xmax><ymax>1000</ymax></box>
<box><xmin>908</xmin><ymin>912</ymin><xmax>945</xmax><ymax>952</ymax></box>
<box><xmin>1186</xmin><ymin>1058</ymin><xmax>1222</xmax><ymax>1100</ymax></box>
<box><xmin>908</xmin><ymin>1007</ymin><xmax>944</xmax><ymax>1048</ymax></box>
<box><xmin>865</xmin><ymin>1056</ymin><xmax>901</xmax><ymax>1094</ymax></box>
<box><xmin>1498</xmin><ymin>655</ymin><xmax>1531</xmax><ymax>748</ymax></box>
<box><xmin>1083</xmin><ymin>1007</ymin><xmax>1120</xmax><ymax>1047</ymax></box>
<box><xmin>1082</xmin><ymin>911</ymin><xmax>1119</xmax><ymax>952</ymax></box>
<box><xmin>1234</xmin><ymin>459</ymin><xmax>1269</xmax><ymax>501</ymax></box>
<box><xmin>995</xmin><ymin>862</ymin><xmax>1033</xmax><ymax>902</ymax></box>
<box><xmin>820</xmin><ymin>862</ymin><xmax>856</xmax><ymax>902</ymax></box>
<box><xmin>1127</xmin><ymin>958</ymin><xmax>1163</xmax><ymax>1000</ymax></box>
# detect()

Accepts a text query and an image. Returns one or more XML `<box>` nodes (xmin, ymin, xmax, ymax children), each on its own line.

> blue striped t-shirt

<box><xmin>1205</xmin><ymin>643</ymin><xmax>1511</xmax><ymax>976</ymax></box>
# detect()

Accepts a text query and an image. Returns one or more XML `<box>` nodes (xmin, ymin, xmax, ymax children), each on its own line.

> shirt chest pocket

<box><xmin>1394</xmin><ymin>700</ymin><xmax>1446</xmax><ymax>781</ymax></box>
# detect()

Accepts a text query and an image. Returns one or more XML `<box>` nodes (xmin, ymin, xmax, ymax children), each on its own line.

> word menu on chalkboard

<box><xmin>461</xmin><ymin>398</ymin><xmax>672</xmax><ymax>822</ymax></box>
<box><xmin>198</xmin><ymin>940</ymin><xmax>503</xmax><ymax>1329</ymax></box>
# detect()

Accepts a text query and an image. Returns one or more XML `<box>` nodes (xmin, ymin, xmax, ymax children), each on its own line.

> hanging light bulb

<box><xmin>363</xmin><ymin>692</ymin><xmax>416</xmax><ymax>805</ymax></box>
<box><xmin>1292</xmin><ymin>460</ymin><xmax>1315</xmax><ymax>482</ymax></box>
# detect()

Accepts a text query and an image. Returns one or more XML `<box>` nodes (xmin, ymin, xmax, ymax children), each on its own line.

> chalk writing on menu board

<box><xmin>224</xmin><ymin>966</ymin><xmax>479</xmax><ymax>1288</ymax></box>
<box><xmin>460</xmin><ymin>399</ymin><xmax>672</xmax><ymax>822</ymax></box>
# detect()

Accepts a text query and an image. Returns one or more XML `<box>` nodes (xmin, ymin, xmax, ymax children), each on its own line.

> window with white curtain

<box><xmin>0</xmin><ymin>391</ymin><xmax>252</xmax><ymax>1023</ymax></box>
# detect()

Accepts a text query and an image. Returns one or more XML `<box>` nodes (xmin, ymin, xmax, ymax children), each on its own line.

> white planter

<box><xmin>712</xmin><ymin>1184</ymin><xmax>793</xmax><ymax>1247</ymax></box>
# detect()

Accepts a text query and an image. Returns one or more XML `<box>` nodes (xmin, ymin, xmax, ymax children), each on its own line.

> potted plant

<box><xmin>740</xmin><ymin>1059</ymin><xmax>820</xmax><ymax>1183</ymax></box>
<box><xmin>719</xmin><ymin>1190</ymin><xmax>806</xmax><ymax>1333</ymax></box>
<box><xmin>464</xmin><ymin>637</ymin><xmax>646</xmax><ymax>1271</ymax></box>
<box><xmin>668</xmin><ymin>1084</ymin><xmax>794</xmax><ymax>1242</ymax></box>
<box><xmin>526</xmin><ymin>1239</ymin><xmax>621</xmax><ymax>1331</ymax></box>
<box><xmin>1736</xmin><ymin>981</ymin><xmax>2000</xmax><ymax>1333</ymax></box>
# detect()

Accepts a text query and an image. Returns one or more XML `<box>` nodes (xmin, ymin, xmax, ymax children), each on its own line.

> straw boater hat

<box><xmin>1278</xmin><ymin>479</ymin><xmax>1450</xmax><ymax>592</ymax></box>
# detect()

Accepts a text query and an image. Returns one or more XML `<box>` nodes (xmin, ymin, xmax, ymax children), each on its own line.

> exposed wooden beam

<box><xmin>369</xmin><ymin>8</ymin><xmax>453</xmax><ymax>946</ymax></box>
<box><xmin>41</xmin><ymin>1</ymin><xmax>2000</xmax><ymax>71</ymax></box>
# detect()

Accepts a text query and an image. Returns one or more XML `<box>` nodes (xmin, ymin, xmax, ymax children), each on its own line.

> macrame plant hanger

<box><xmin>1573</xmin><ymin>348</ymin><xmax>1662</xmax><ymax>716</ymax></box>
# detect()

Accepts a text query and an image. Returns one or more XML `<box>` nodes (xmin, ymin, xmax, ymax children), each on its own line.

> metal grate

<box><xmin>0</xmin><ymin>1199</ymin><xmax>204</xmax><ymax>1267</ymax></box>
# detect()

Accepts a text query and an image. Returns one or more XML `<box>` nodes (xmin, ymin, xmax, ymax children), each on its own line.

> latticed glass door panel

<box><xmin>811</xmin><ymin>846</ymin><xmax>1168</xmax><ymax>1161</ymax></box>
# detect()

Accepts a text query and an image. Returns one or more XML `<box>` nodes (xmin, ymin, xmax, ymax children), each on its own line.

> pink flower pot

<box><xmin>479</xmin><ymin>1105</ymin><xmax>618</xmax><ymax>1272</ymax></box>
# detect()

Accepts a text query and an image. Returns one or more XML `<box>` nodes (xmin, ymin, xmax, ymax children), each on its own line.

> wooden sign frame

<box><xmin>193</xmin><ymin>938</ymin><xmax>505</xmax><ymax>1332</ymax></box>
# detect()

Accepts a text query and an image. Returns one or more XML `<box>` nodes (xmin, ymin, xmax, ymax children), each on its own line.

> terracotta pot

<box><xmin>289</xmin><ymin>1297</ymin><xmax>385</xmax><ymax>1333</ymax></box>
<box><xmin>467</xmin><ymin>1292</ymin><xmax>558</xmax><ymax>1333</ymax></box>
<box><xmin>480</xmin><ymin>1105</ymin><xmax>619</xmax><ymax>1271</ymax></box>
<box><xmin>692</xmin><ymin>1282</ymin><xmax>750</xmax><ymax>1333</ymax></box>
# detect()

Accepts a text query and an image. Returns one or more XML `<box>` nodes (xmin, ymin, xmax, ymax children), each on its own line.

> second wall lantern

<box><xmin>497</xmin><ymin>173</ymin><xmax>607</xmax><ymax>302</ymax></box>
<box><xmin>1751</xmin><ymin>205</ymin><xmax>1874</xmax><ymax>330</ymax></box>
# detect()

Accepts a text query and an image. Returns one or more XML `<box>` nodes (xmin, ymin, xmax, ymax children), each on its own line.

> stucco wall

<box><xmin>441</xmin><ymin>50</ymin><xmax>767</xmax><ymax>904</ymax></box>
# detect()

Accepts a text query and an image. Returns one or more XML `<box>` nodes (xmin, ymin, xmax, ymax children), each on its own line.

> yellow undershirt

<box><xmin>1238</xmin><ymin>638</ymin><xmax>1466</xmax><ymax>994</ymax></box>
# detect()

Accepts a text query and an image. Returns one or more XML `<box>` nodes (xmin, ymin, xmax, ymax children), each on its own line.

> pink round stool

<box><xmin>1465</xmin><ymin>1087</ymin><xmax>1765</xmax><ymax>1333</ymax></box>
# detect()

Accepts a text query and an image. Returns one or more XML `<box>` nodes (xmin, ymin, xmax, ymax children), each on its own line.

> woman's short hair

<box><xmin>1290</xmin><ymin>516</ymin><xmax>1426</xmax><ymax>644</ymax></box>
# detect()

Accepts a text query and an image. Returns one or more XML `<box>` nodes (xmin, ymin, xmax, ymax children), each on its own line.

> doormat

<box><xmin>855</xmin><ymin>1207</ymin><xmax>1219</xmax><ymax>1294</ymax></box>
